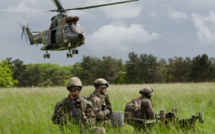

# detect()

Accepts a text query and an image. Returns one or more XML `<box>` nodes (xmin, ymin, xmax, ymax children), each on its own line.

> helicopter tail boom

<box><xmin>25</xmin><ymin>28</ymin><xmax>34</xmax><ymax>44</ymax></box>
<box><xmin>21</xmin><ymin>26</ymin><xmax>34</xmax><ymax>45</ymax></box>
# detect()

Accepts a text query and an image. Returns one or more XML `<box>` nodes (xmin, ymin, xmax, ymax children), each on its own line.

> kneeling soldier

<box><xmin>52</xmin><ymin>77</ymin><xmax>105</xmax><ymax>134</ymax></box>
<box><xmin>88</xmin><ymin>78</ymin><xmax>112</xmax><ymax>126</ymax></box>
<box><xmin>124</xmin><ymin>87</ymin><xmax>155</xmax><ymax>131</ymax></box>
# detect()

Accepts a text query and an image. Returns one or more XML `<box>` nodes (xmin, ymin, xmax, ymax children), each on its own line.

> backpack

<box><xmin>124</xmin><ymin>99</ymin><xmax>142</xmax><ymax>119</ymax></box>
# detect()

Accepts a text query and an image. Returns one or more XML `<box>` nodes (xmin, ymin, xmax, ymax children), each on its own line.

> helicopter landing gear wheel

<box><xmin>43</xmin><ymin>53</ymin><xmax>50</xmax><ymax>59</ymax></box>
<box><xmin>69</xmin><ymin>53</ymin><xmax>73</xmax><ymax>58</ymax></box>
<box><xmin>75</xmin><ymin>49</ymin><xmax>79</xmax><ymax>54</ymax></box>
<box><xmin>47</xmin><ymin>53</ymin><xmax>50</xmax><ymax>58</ymax></box>
<box><xmin>66</xmin><ymin>53</ymin><xmax>70</xmax><ymax>58</ymax></box>
<box><xmin>72</xmin><ymin>49</ymin><xmax>76</xmax><ymax>54</ymax></box>
<box><xmin>71</xmin><ymin>49</ymin><xmax>79</xmax><ymax>54</ymax></box>
<box><xmin>66</xmin><ymin>53</ymin><xmax>73</xmax><ymax>58</ymax></box>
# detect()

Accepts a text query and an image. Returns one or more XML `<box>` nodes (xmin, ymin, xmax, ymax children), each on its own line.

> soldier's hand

<box><xmin>105</xmin><ymin>94</ymin><xmax>109</xmax><ymax>100</ymax></box>
<box><xmin>105</xmin><ymin>109</ymin><xmax>110</xmax><ymax>115</ymax></box>
<box><xmin>105</xmin><ymin>105</ymin><xmax>111</xmax><ymax>110</ymax></box>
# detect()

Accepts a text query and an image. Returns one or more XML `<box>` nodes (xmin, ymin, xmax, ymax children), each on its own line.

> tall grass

<box><xmin>0</xmin><ymin>83</ymin><xmax>214</xmax><ymax>134</ymax></box>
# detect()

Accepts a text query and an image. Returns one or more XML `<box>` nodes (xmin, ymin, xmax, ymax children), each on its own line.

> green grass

<box><xmin>0</xmin><ymin>83</ymin><xmax>215</xmax><ymax>134</ymax></box>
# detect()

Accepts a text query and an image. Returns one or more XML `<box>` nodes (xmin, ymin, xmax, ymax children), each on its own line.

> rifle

<box><xmin>103</xmin><ymin>95</ymin><xmax>113</xmax><ymax>115</ymax></box>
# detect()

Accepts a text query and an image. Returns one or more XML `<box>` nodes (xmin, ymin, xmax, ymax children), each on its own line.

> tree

<box><xmin>6</xmin><ymin>58</ymin><xmax>26</xmax><ymax>87</ymax></box>
<box><xmin>190</xmin><ymin>54</ymin><xmax>213</xmax><ymax>82</ymax></box>
<box><xmin>115</xmin><ymin>71</ymin><xmax>127</xmax><ymax>84</ymax></box>
<box><xmin>210</xmin><ymin>57</ymin><xmax>215</xmax><ymax>81</ymax></box>
<box><xmin>78</xmin><ymin>56</ymin><xmax>102</xmax><ymax>85</ymax></box>
<box><xmin>18</xmin><ymin>63</ymin><xmax>71</xmax><ymax>87</ymax></box>
<box><xmin>97</xmin><ymin>56</ymin><xmax>124</xmax><ymax>84</ymax></box>
<box><xmin>156</xmin><ymin>58</ymin><xmax>168</xmax><ymax>83</ymax></box>
<box><xmin>125</xmin><ymin>52</ymin><xmax>158</xmax><ymax>83</ymax></box>
<box><xmin>0</xmin><ymin>60</ymin><xmax>18</xmax><ymax>88</ymax></box>
<box><xmin>125</xmin><ymin>52</ymin><xmax>141</xmax><ymax>83</ymax></box>
<box><xmin>167</xmin><ymin>57</ymin><xmax>192</xmax><ymax>82</ymax></box>
<box><xmin>139</xmin><ymin>53</ymin><xmax>158</xmax><ymax>83</ymax></box>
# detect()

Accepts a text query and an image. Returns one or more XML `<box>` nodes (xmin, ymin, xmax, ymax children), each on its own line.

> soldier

<box><xmin>51</xmin><ymin>77</ymin><xmax>105</xmax><ymax>134</ymax></box>
<box><xmin>88</xmin><ymin>78</ymin><xmax>112</xmax><ymax>126</ymax></box>
<box><xmin>124</xmin><ymin>86</ymin><xmax>155</xmax><ymax>131</ymax></box>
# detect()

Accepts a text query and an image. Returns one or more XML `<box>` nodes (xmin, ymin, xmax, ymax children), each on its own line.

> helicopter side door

<box><xmin>51</xmin><ymin>30</ymin><xmax>56</xmax><ymax>45</ymax></box>
<box><xmin>55</xmin><ymin>27</ymin><xmax>63</xmax><ymax>44</ymax></box>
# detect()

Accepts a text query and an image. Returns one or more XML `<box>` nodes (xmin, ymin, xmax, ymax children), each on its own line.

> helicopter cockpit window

<box><xmin>64</xmin><ymin>26</ymin><xmax>75</xmax><ymax>39</ymax></box>
<box><xmin>72</xmin><ymin>23</ymin><xmax>84</xmax><ymax>34</ymax></box>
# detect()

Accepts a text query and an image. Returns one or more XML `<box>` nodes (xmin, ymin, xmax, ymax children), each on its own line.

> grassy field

<box><xmin>0</xmin><ymin>83</ymin><xmax>215</xmax><ymax>134</ymax></box>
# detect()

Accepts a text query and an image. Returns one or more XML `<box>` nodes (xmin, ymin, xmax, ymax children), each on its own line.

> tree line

<box><xmin>1</xmin><ymin>52</ymin><xmax>215</xmax><ymax>88</ymax></box>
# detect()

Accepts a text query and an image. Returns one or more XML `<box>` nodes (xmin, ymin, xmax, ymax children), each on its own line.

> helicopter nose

<box><xmin>78</xmin><ymin>33</ymin><xmax>84</xmax><ymax>38</ymax></box>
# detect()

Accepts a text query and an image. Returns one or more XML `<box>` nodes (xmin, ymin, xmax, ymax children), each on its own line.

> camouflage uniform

<box><xmin>88</xmin><ymin>90</ymin><xmax>112</xmax><ymax>126</ymax></box>
<box><xmin>52</xmin><ymin>77</ymin><xmax>106</xmax><ymax>134</ymax></box>
<box><xmin>124</xmin><ymin>95</ymin><xmax>155</xmax><ymax>120</ymax></box>
<box><xmin>124</xmin><ymin>87</ymin><xmax>155</xmax><ymax>131</ymax></box>
<box><xmin>52</xmin><ymin>95</ymin><xmax>95</xmax><ymax>127</ymax></box>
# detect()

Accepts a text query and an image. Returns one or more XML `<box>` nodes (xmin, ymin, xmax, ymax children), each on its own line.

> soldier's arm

<box><xmin>83</xmin><ymin>103</ymin><xmax>96</xmax><ymax>127</ymax></box>
<box><xmin>90</xmin><ymin>97</ymin><xmax>110</xmax><ymax>120</ymax></box>
<box><xmin>51</xmin><ymin>101</ymin><xmax>66</xmax><ymax>125</ymax></box>
<box><xmin>144</xmin><ymin>100</ymin><xmax>155</xmax><ymax>119</ymax></box>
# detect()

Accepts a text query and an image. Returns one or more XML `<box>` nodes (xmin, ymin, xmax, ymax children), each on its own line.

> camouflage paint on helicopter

<box><xmin>24</xmin><ymin>15</ymin><xmax>85</xmax><ymax>59</ymax></box>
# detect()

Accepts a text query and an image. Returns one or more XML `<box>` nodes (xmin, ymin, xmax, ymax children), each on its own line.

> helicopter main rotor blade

<box><xmin>65</xmin><ymin>0</ymin><xmax>139</xmax><ymax>11</ymax></box>
<box><xmin>0</xmin><ymin>9</ymin><xmax>47</xmax><ymax>12</ymax></box>
<box><xmin>53</xmin><ymin>0</ymin><xmax>64</xmax><ymax>11</ymax></box>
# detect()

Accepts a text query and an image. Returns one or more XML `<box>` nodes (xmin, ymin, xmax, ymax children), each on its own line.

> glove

<box><xmin>105</xmin><ymin>109</ymin><xmax>110</xmax><ymax>115</ymax></box>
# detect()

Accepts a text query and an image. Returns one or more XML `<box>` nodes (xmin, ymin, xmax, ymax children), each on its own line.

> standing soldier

<box><xmin>51</xmin><ymin>77</ymin><xmax>105</xmax><ymax>134</ymax></box>
<box><xmin>124</xmin><ymin>86</ymin><xmax>155</xmax><ymax>131</ymax></box>
<box><xmin>88</xmin><ymin>78</ymin><xmax>112</xmax><ymax>126</ymax></box>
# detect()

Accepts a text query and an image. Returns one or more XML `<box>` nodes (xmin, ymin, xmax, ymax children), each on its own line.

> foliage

<box><xmin>155</xmin><ymin>58</ymin><xmax>168</xmax><ymax>83</ymax></box>
<box><xmin>2</xmin><ymin>53</ymin><xmax>215</xmax><ymax>87</ymax></box>
<box><xmin>125</xmin><ymin>52</ymin><xmax>158</xmax><ymax>83</ymax></box>
<box><xmin>72</xmin><ymin>56</ymin><xmax>124</xmax><ymax>85</ymax></box>
<box><xmin>0</xmin><ymin>60</ymin><xmax>18</xmax><ymax>88</ymax></box>
<box><xmin>22</xmin><ymin>63</ymin><xmax>71</xmax><ymax>87</ymax></box>
<box><xmin>79</xmin><ymin>56</ymin><xmax>102</xmax><ymax>85</ymax></box>
<box><xmin>6</xmin><ymin>58</ymin><xmax>72</xmax><ymax>87</ymax></box>
<box><xmin>167</xmin><ymin>57</ymin><xmax>192</xmax><ymax>82</ymax></box>
<box><xmin>190</xmin><ymin>54</ymin><xmax>213</xmax><ymax>82</ymax></box>
<box><xmin>6</xmin><ymin>58</ymin><xmax>26</xmax><ymax>87</ymax></box>
<box><xmin>125</xmin><ymin>52</ymin><xmax>141</xmax><ymax>83</ymax></box>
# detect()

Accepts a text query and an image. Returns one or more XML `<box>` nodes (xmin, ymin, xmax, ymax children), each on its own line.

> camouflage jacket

<box><xmin>51</xmin><ymin>95</ymin><xmax>96</xmax><ymax>128</ymax></box>
<box><xmin>88</xmin><ymin>90</ymin><xmax>111</xmax><ymax>121</ymax></box>
<box><xmin>124</xmin><ymin>96</ymin><xmax>155</xmax><ymax>120</ymax></box>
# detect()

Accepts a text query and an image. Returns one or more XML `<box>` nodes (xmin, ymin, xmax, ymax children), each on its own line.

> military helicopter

<box><xmin>20</xmin><ymin>0</ymin><xmax>139</xmax><ymax>59</ymax></box>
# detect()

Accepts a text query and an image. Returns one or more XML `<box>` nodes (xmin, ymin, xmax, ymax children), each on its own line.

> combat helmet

<box><xmin>94</xmin><ymin>78</ymin><xmax>109</xmax><ymax>88</ymax></box>
<box><xmin>67</xmin><ymin>77</ymin><xmax>82</xmax><ymax>90</ymax></box>
<box><xmin>139</xmin><ymin>86</ymin><xmax>153</xmax><ymax>96</ymax></box>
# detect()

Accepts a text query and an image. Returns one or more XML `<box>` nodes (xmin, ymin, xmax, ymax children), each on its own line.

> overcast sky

<box><xmin>1</xmin><ymin>0</ymin><xmax>215</xmax><ymax>65</ymax></box>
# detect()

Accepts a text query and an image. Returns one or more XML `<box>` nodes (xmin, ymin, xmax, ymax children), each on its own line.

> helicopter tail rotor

<box><xmin>20</xmin><ymin>24</ymin><xmax>28</xmax><ymax>41</ymax></box>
